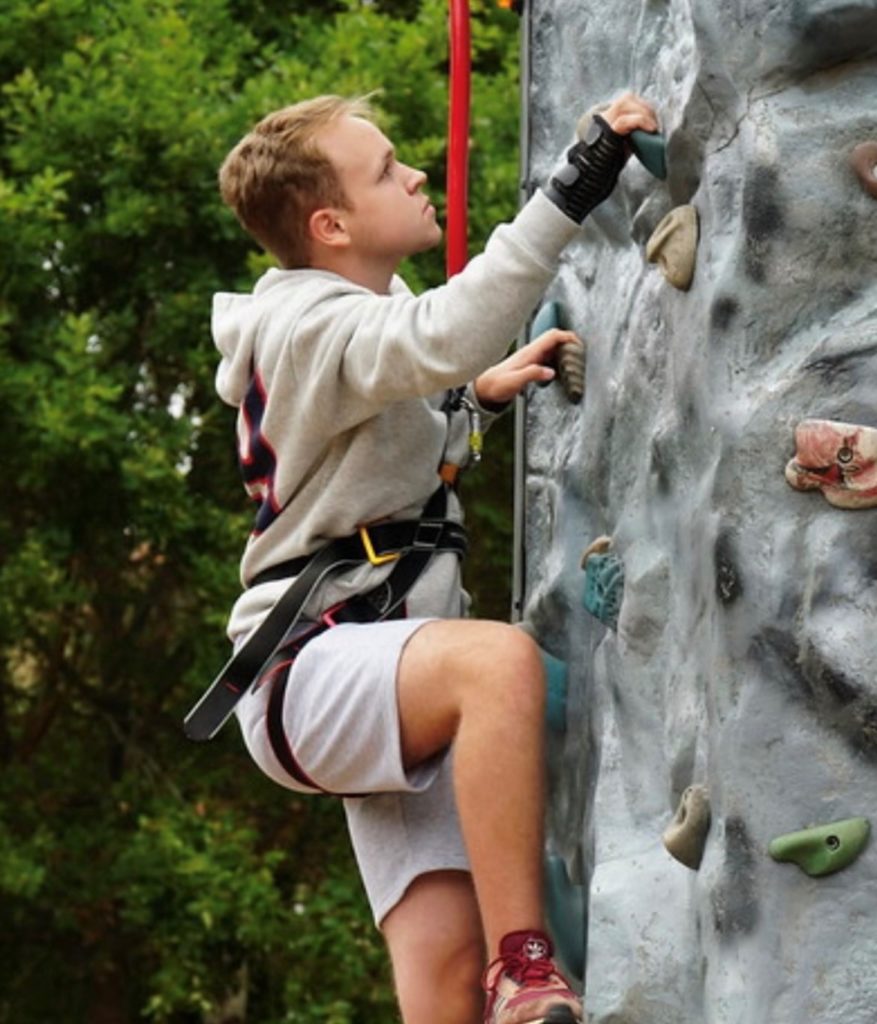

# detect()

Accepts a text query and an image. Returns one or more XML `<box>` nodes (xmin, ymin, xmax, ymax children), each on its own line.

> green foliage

<box><xmin>0</xmin><ymin>0</ymin><xmax>521</xmax><ymax>1020</ymax></box>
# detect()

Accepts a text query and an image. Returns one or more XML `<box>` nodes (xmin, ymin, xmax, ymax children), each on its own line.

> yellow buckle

<box><xmin>359</xmin><ymin>525</ymin><xmax>400</xmax><ymax>566</ymax></box>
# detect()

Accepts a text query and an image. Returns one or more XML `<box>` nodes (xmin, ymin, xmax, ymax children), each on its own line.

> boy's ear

<box><xmin>308</xmin><ymin>207</ymin><xmax>350</xmax><ymax>249</ymax></box>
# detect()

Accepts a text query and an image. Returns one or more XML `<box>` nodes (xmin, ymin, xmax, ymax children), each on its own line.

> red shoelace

<box><xmin>483</xmin><ymin>948</ymin><xmax>557</xmax><ymax>994</ymax></box>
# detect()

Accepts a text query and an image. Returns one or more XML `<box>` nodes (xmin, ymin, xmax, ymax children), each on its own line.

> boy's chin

<box><xmin>411</xmin><ymin>230</ymin><xmax>443</xmax><ymax>256</ymax></box>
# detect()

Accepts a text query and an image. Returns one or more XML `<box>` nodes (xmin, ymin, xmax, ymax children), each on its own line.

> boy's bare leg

<box><xmin>382</xmin><ymin>869</ymin><xmax>484</xmax><ymax>1024</ymax></box>
<box><xmin>396</xmin><ymin>620</ymin><xmax>547</xmax><ymax>954</ymax></box>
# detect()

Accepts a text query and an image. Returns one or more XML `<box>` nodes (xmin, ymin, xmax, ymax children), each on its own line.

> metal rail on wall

<box><xmin>447</xmin><ymin>0</ymin><xmax>532</xmax><ymax>622</ymax></box>
<box><xmin>511</xmin><ymin>0</ymin><xmax>530</xmax><ymax>623</ymax></box>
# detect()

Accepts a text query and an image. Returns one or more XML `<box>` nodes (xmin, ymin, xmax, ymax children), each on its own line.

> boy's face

<box><xmin>315</xmin><ymin>115</ymin><xmax>442</xmax><ymax>266</ymax></box>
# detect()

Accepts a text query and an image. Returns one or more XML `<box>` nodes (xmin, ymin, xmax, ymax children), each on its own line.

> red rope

<box><xmin>446</xmin><ymin>0</ymin><xmax>471</xmax><ymax>278</ymax></box>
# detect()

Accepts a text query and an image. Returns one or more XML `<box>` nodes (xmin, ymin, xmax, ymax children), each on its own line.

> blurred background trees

<box><xmin>0</xmin><ymin>1</ymin><xmax>520</xmax><ymax>1020</ymax></box>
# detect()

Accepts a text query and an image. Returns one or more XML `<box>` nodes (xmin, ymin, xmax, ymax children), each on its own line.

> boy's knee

<box><xmin>492</xmin><ymin>621</ymin><xmax>543</xmax><ymax>674</ymax></box>
<box><xmin>409</xmin><ymin>620</ymin><xmax>545</xmax><ymax>713</ymax></box>
<box><xmin>464</xmin><ymin>622</ymin><xmax>546</xmax><ymax>706</ymax></box>
<box><xmin>467</xmin><ymin>620</ymin><xmax>540</xmax><ymax>666</ymax></box>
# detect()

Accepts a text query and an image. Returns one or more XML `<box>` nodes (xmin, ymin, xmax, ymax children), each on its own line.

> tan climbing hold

<box><xmin>646</xmin><ymin>205</ymin><xmax>699</xmax><ymax>290</ymax></box>
<box><xmin>850</xmin><ymin>142</ymin><xmax>877</xmax><ymax>199</ymax></box>
<box><xmin>557</xmin><ymin>339</ymin><xmax>586</xmax><ymax>404</ymax></box>
<box><xmin>580</xmin><ymin>535</ymin><xmax>612</xmax><ymax>569</ymax></box>
<box><xmin>663</xmin><ymin>785</ymin><xmax>711</xmax><ymax>869</ymax></box>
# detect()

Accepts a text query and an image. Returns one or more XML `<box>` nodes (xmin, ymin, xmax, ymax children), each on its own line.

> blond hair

<box><xmin>218</xmin><ymin>95</ymin><xmax>376</xmax><ymax>269</ymax></box>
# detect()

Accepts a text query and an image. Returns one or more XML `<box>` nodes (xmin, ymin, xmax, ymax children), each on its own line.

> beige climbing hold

<box><xmin>557</xmin><ymin>340</ymin><xmax>586</xmax><ymax>404</ymax></box>
<box><xmin>646</xmin><ymin>205</ymin><xmax>699</xmax><ymax>290</ymax></box>
<box><xmin>663</xmin><ymin>785</ymin><xmax>711</xmax><ymax>869</ymax></box>
<box><xmin>580</xmin><ymin>535</ymin><xmax>612</xmax><ymax>569</ymax></box>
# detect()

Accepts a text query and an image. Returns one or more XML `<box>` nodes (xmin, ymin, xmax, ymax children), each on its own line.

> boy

<box><xmin>209</xmin><ymin>91</ymin><xmax>657</xmax><ymax>1024</ymax></box>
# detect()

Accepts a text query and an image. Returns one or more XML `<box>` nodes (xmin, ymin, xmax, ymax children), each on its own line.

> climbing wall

<box><xmin>518</xmin><ymin>2</ymin><xmax>877</xmax><ymax>1020</ymax></box>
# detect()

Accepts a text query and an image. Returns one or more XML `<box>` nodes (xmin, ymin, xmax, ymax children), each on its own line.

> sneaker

<box><xmin>482</xmin><ymin>930</ymin><xmax>584</xmax><ymax>1024</ymax></box>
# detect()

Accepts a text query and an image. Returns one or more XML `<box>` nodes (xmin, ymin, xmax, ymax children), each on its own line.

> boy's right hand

<box><xmin>474</xmin><ymin>329</ymin><xmax>582</xmax><ymax>407</ymax></box>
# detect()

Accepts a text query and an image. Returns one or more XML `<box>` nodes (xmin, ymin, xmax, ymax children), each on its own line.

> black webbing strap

<box><xmin>182</xmin><ymin>486</ymin><xmax>465</xmax><ymax>743</ymax></box>
<box><xmin>247</xmin><ymin>511</ymin><xmax>462</xmax><ymax>588</ymax></box>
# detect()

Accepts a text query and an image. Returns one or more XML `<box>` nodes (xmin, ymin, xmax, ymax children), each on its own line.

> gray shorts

<box><xmin>235</xmin><ymin>617</ymin><xmax>470</xmax><ymax>924</ymax></box>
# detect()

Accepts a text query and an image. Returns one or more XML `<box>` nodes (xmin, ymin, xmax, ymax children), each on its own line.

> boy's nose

<box><xmin>405</xmin><ymin>165</ymin><xmax>428</xmax><ymax>192</ymax></box>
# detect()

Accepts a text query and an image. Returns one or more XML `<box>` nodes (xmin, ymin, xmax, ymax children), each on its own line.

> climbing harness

<box><xmin>183</xmin><ymin>483</ymin><xmax>467</xmax><ymax>756</ymax></box>
<box><xmin>185</xmin><ymin>371</ymin><xmax>478</xmax><ymax>795</ymax></box>
<box><xmin>184</xmin><ymin>365</ymin><xmax>481</xmax><ymax>791</ymax></box>
<box><xmin>259</xmin><ymin>484</ymin><xmax>467</xmax><ymax>795</ymax></box>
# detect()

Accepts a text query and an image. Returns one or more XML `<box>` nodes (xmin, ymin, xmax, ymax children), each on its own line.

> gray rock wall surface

<box><xmin>519</xmin><ymin>2</ymin><xmax>877</xmax><ymax>1021</ymax></box>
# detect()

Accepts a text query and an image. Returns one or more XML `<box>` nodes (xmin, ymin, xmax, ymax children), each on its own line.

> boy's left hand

<box><xmin>474</xmin><ymin>328</ymin><xmax>582</xmax><ymax>407</ymax></box>
<box><xmin>600</xmin><ymin>92</ymin><xmax>659</xmax><ymax>136</ymax></box>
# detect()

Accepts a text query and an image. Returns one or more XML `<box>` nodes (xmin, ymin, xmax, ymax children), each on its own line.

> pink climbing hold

<box><xmin>850</xmin><ymin>142</ymin><xmax>877</xmax><ymax>199</ymax></box>
<box><xmin>785</xmin><ymin>418</ymin><xmax>877</xmax><ymax>509</ymax></box>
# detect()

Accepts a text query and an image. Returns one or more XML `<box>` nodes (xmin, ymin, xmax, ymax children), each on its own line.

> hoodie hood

<box><xmin>213</xmin><ymin>282</ymin><xmax>274</xmax><ymax>407</ymax></box>
<box><xmin>212</xmin><ymin>267</ymin><xmax>368</xmax><ymax>407</ymax></box>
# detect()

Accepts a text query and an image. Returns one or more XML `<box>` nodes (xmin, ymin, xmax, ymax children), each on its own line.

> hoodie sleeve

<box><xmin>288</xmin><ymin>191</ymin><xmax>579</xmax><ymax>431</ymax></box>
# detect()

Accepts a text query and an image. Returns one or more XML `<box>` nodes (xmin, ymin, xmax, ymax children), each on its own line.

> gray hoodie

<box><xmin>213</xmin><ymin>190</ymin><xmax>579</xmax><ymax>641</ymax></box>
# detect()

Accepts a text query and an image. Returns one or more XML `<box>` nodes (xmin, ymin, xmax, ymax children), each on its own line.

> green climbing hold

<box><xmin>768</xmin><ymin>817</ymin><xmax>870</xmax><ymax>877</ymax></box>
<box><xmin>629</xmin><ymin>129</ymin><xmax>667</xmax><ymax>180</ymax></box>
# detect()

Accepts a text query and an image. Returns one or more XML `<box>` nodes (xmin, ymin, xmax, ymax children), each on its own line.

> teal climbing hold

<box><xmin>530</xmin><ymin>299</ymin><xmax>566</xmax><ymax>338</ymax></box>
<box><xmin>543</xmin><ymin>852</ymin><xmax>585</xmax><ymax>983</ymax></box>
<box><xmin>581</xmin><ymin>552</ymin><xmax>625</xmax><ymax>630</ymax></box>
<box><xmin>540</xmin><ymin>650</ymin><xmax>568</xmax><ymax>734</ymax></box>
<box><xmin>629</xmin><ymin>129</ymin><xmax>668</xmax><ymax>180</ymax></box>
<box><xmin>768</xmin><ymin>817</ymin><xmax>871</xmax><ymax>877</ymax></box>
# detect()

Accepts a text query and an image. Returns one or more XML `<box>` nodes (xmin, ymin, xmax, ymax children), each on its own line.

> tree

<box><xmin>0</xmin><ymin>1</ymin><xmax>520</xmax><ymax>1021</ymax></box>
